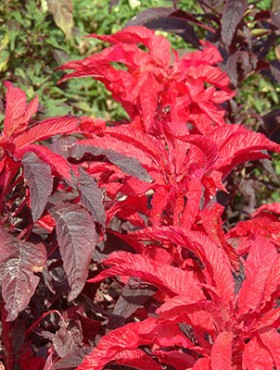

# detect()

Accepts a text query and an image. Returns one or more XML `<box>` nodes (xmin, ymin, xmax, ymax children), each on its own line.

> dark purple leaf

<box><xmin>221</xmin><ymin>51</ymin><xmax>240</xmax><ymax>86</ymax></box>
<box><xmin>77</xmin><ymin>168</ymin><xmax>106</xmax><ymax>226</ymax></box>
<box><xmin>125</xmin><ymin>7</ymin><xmax>174</xmax><ymax>27</ymax></box>
<box><xmin>0</xmin><ymin>229</ymin><xmax>47</xmax><ymax>321</ymax></box>
<box><xmin>270</xmin><ymin>61</ymin><xmax>280</xmax><ymax>84</ymax></box>
<box><xmin>50</xmin><ymin>139</ymin><xmax>151</xmax><ymax>182</ymax></box>
<box><xmin>70</xmin><ymin>144</ymin><xmax>152</xmax><ymax>182</ymax></box>
<box><xmin>144</xmin><ymin>16</ymin><xmax>200</xmax><ymax>48</ymax></box>
<box><xmin>53</xmin><ymin>347</ymin><xmax>93</xmax><ymax>369</ymax></box>
<box><xmin>50</xmin><ymin>203</ymin><xmax>98</xmax><ymax>301</ymax></box>
<box><xmin>22</xmin><ymin>151</ymin><xmax>53</xmax><ymax>222</ymax></box>
<box><xmin>221</xmin><ymin>0</ymin><xmax>248</xmax><ymax>47</ymax></box>
<box><xmin>262</xmin><ymin>108</ymin><xmax>280</xmax><ymax>143</ymax></box>
<box><xmin>52</xmin><ymin>320</ymin><xmax>83</xmax><ymax>358</ymax></box>
<box><xmin>112</xmin><ymin>277</ymin><xmax>156</xmax><ymax>323</ymax></box>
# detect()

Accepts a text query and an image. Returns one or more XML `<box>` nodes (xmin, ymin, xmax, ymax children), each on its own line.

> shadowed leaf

<box><xmin>71</xmin><ymin>144</ymin><xmax>152</xmax><ymax>182</ymax></box>
<box><xmin>0</xmin><ymin>229</ymin><xmax>47</xmax><ymax>321</ymax></box>
<box><xmin>50</xmin><ymin>203</ymin><xmax>98</xmax><ymax>300</ymax></box>
<box><xmin>22</xmin><ymin>152</ymin><xmax>53</xmax><ymax>222</ymax></box>
<box><xmin>221</xmin><ymin>0</ymin><xmax>247</xmax><ymax>47</ymax></box>
<box><xmin>77</xmin><ymin>168</ymin><xmax>106</xmax><ymax>226</ymax></box>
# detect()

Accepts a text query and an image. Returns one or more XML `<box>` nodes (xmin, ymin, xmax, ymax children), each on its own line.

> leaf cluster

<box><xmin>1</xmin><ymin>25</ymin><xmax>280</xmax><ymax>369</ymax></box>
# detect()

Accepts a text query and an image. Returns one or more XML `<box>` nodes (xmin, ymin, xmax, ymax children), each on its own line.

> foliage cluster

<box><xmin>0</xmin><ymin>0</ymin><xmax>166</xmax><ymax>120</ymax></box>
<box><xmin>1</xmin><ymin>22</ymin><xmax>280</xmax><ymax>369</ymax></box>
<box><xmin>1</xmin><ymin>1</ymin><xmax>280</xmax><ymax>369</ymax></box>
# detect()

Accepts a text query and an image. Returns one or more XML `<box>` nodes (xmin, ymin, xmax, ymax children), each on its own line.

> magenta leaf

<box><xmin>50</xmin><ymin>203</ymin><xmax>98</xmax><ymax>300</ymax></box>
<box><xmin>0</xmin><ymin>229</ymin><xmax>47</xmax><ymax>321</ymax></box>
<box><xmin>77</xmin><ymin>168</ymin><xmax>106</xmax><ymax>226</ymax></box>
<box><xmin>22</xmin><ymin>151</ymin><xmax>53</xmax><ymax>222</ymax></box>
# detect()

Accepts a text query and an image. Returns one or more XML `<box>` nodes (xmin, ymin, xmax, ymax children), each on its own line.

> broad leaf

<box><xmin>77</xmin><ymin>168</ymin><xmax>106</xmax><ymax>226</ymax></box>
<box><xmin>237</xmin><ymin>237</ymin><xmax>278</xmax><ymax>316</ymax></box>
<box><xmin>221</xmin><ymin>0</ymin><xmax>248</xmax><ymax>47</ymax></box>
<box><xmin>242</xmin><ymin>336</ymin><xmax>274</xmax><ymax>369</ymax></box>
<box><xmin>50</xmin><ymin>203</ymin><xmax>98</xmax><ymax>300</ymax></box>
<box><xmin>113</xmin><ymin>349</ymin><xmax>162</xmax><ymax>370</ymax></box>
<box><xmin>16</xmin><ymin>144</ymin><xmax>74</xmax><ymax>181</ymax></box>
<box><xmin>113</xmin><ymin>277</ymin><xmax>157</xmax><ymax>320</ymax></box>
<box><xmin>260</xmin><ymin>329</ymin><xmax>280</xmax><ymax>368</ymax></box>
<box><xmin>70</xmin><ymin>144</ymin><xmax>152</xmax><ymax>182</ymax></box>
<box><xmin>211</xmin><ymin>331</ymin><xmax>233</xmax><ymax>370</ymax></box>
<box><xmin>0</xmin><ymin>229</ymin><xmax>47</xmax><ymax>321</ymax></box>
<box><xmin>47</xmin><ymin>0</ymin><xmax>73</xmax><ymax>39</ymax></box>
<box><xmin>22</xmin><ymin>151</ymin><xmax>53</xmax><ymax>222</ymax></box>
<box><xmin>3</xmin><ymin>81</ymin><xmax>38</xmax><ymax>137</ymax></box>
<box><xmin>13</xmin><ymin>116</ymin><xmax>80</xmax><ymax>148</ymax></box>
<box><xmin>77</xmin><ymin>318</ymin><xmax>157</xmax><ymax>370</ymax></box>
<box><xmin>125</xmin><ymin>7</ymin><xmax>173</xmax><ymax>27</ymax></box>
<box><xmin>89</xmin><ymin>251</ymin><xmax>204</xmax><ymax>299</ymax></box>
<box><xmin>134</xmin><ymin>227</ymin><xmax>234</xmax><ymax>307</ymax></box>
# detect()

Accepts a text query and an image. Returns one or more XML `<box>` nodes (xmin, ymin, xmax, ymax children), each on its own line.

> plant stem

<box><xmin>0</xmin><ymin>303</ymin><xmax>14</xmax><ymax>370</ymax></box>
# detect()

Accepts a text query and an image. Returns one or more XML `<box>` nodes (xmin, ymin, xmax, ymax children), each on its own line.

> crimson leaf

<box><xmin>0</xmin><ymin>229</ymin><xmax>47</xmax><ymax>321</ymax></box>
<box><xmin>22</xmin><ymin>151</ymin><xmax>53</xmax><ymax>222</ymax></box>
<box><xmin>50</xmin><ymin>203</ymin><xmax>98</xmax><ymax>300</ymax></box>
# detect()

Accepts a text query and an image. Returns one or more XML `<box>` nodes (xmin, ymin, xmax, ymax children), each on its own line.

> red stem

<box><xmin>25</xmin><ymin>309</ymin><xmax>63</xmax><ymax>338</ymax></box>
<box><xmin>0</xmin><ymin>303</ymin><xmax>14</xmax><ymax>370</ymax></box>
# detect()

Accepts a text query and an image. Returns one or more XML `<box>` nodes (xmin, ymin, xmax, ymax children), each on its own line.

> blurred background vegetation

<box><xmin>0</xmin><ymin>0</ymin><xmax>195</xmax><ymax>121</ymax></box>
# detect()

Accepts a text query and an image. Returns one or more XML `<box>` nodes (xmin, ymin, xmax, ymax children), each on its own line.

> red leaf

<box><xmin>242</xmin><ymin>336</ymin><xmax>274</xmax><ymax>369</ymax></box>
<box><xmin>71</xmin><ymin>141</ymin><xmax>152</xmax><ymax>182</ymax></box>
<box><xmin>211</xmin><ymin>331</ymin><xmax>233</xmax><ymax>370</ymax></box>
<box><xmin>262</xmin><ymin>253</ymin><xmax>280</xmax><ymax>305</ymax></box>
<box><xmin>114</xmin><ymin>349</ymin><xmax>162</xmax><ymax>370</ymax></box>
<box><xmin>0</xmin><ymin>228</ymin><xmax>46</xmax><ymax>321</ymax></box>
<box><xmin>3</xmin><ymin>81</ymin><xmax>38</xmax><ymax>137</ymax></box>
<box><xmin>134</xmin><ymin>227</ymin><xmax>234</xmax><ymax>307</ymax></box>
<box><xmin>77</xmin><ymin>318</ymin><xmax>157</xmax><ymax>370</ymax></box>
<box><xmin>16</xmin><ymin>144</ymin><xmax>74</xmax><ymax>181</ymax></box>
<box><xmin>260</xmin><ymin>329</ymin><xmax>280</xmax><ymax>368</ymax></box>
<box><xmin>200</xmin><ymin>203</ymin><xmax>239</xmax><ymax>269</ymax></box>
<box><xmin>227</xmin><ymin>215</ymin><xmax>280</xmax><ymax>248</ymax></box>
<box><xmin>88</xmin><ymin>251</ymin><xmax>203</xmax><ymax>299</ymax></box>
<box><xmin>50</xmin><ymin>203</ymin><xmax>98</xmax><ymax>300</ymax></box>
<box><xmin>252</xmin><ymin>202</ymin><xmax>280</xmax><ymax>217</ymax></box>
<box><xmin>89</xmin><ymin>25</ymin><xmax>171</xmax><ymax>68</ymax></box>
<box><xmin>210</xmin><ymin>124</ymin><xmax>280</xmax><ymax>175</ymax></box>
<box><xmin>237</xmin><ymin>237</ymin><xmax>278</xmax><ymax>316</ymax></box>
<box><xmin>192</xmin><ymin>358</ymin><xmax>211</xmax><ymax>369</ymax></box>
<box><xmin>13</xmin><ymin>116</ymin><xmax>81</xmax><ymax>148</ymax></box>
<box><xmin>22</xmin><ymin>151</ymin><xmax>53</xmax><ymax>222</ymax></box>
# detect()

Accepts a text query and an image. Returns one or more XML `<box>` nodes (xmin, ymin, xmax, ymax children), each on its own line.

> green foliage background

<box><xmin>0</xmin><ymin>0</ymin><xmax>172</xmax><ymax>121</ymax></box>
